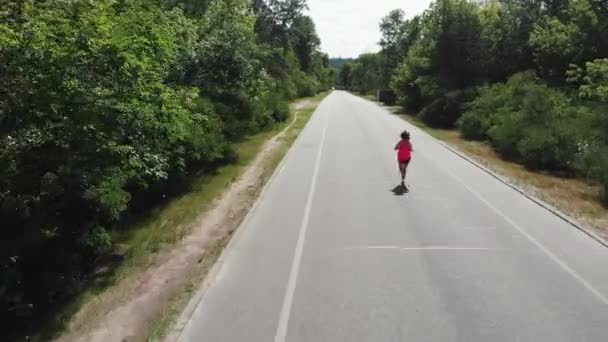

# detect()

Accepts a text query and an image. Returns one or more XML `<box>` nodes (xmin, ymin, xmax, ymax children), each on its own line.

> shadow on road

<box><xmin>391</xmin><ymin>184</ymin><xmax>409</xmax><ymax>196</ymax></box>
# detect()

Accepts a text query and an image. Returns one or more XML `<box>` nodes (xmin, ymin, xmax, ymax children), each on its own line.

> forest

<box><xmin>0</xmin><ymin>0</ymin><xmax>332</xmax><ymax>337</ymax></box>
<box><xmin>339</xmin><ymin>0</ymin><xmax>608</xmax><ymax>205</ymax></box>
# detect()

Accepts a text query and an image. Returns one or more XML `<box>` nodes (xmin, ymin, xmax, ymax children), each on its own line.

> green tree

<box><xmin>290</xmin><ymin>16</ymin><xmax>321</xmax><ymax>73</ymax></box>
<box><xmin>379</xmin><ymin>10</ymin><xmax>421</xmax><ymax>88</ymax></box>
<box><xmin>477</xmin><ymin>0</ymin><xmax>536</xmax><ymax>82</ymax></box>
<box><xmin>531</xmin><ymin>0</ymin><xmax>608</xmax><ymax>85</ymax></box>
<box><xmin>392</xmin><ymin>0</ymin><xmax>482</xmax><ymax>116</ymax></box>
<box><xmin>348</xmin><ymin>53</ymin><xmax>384</xmax><ymax>94</ymax></box>
<box><xmin>338</xmin><ymin>63</ymin><xmax>353</xmax><ymax>88</ymax></box>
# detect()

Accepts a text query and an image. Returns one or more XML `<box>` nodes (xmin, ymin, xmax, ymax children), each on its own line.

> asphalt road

<box><xmin>177</xmin><ymin>91</ymin><xmax>608</xmax><ymax>342</ymax></box>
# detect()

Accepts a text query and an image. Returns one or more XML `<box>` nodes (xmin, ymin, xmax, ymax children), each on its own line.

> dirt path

<box><xmin>57</xmin><ymin>99</ymin><xmax>314</xmax><ymax>342</ymax></box>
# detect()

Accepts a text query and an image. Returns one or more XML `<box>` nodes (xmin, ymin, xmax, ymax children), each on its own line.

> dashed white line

<box><xmin>343</xmin><ymin>246</ymin><xmax>501</xmax><ymax>252</ymax></box>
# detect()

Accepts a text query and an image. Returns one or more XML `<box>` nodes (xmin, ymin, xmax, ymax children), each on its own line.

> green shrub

<box><xmin>461</xmin><ymin>72</ymin><xmax>583</xmax><ymax>171</ymax></box>
<box><xmin>578</xmin><ymin>142</ymin><xmax>608</xmax><ymax>203</ymax></box>
<box><xmin>458</xmin><ymin>83</ymin><xmax>511</xmax><ymax>140</ymax></box>
<box><xmin>418</xmin><ymin>88</ymin><xmax>477</xmax><ymax>128</ymax></box>
<box><xmin>486</xmin><ymin>109</ymin><xmax>525</xmax><ymax>159</ymax></box>
<box><xmin>79</xmin><ymin>226</ymin><xmax>113</xmax><ymax>256</ymax></box>
<box><xmin>262</xmin><ymin>90</ymin><xmax>290</xmax><ymax>123</ymax></box>
<box><xmin>293</xmin><ymin>71</ymin><xmax>319</xmax><ymax>97</ymax></box>
<box><xmin>575</xmin><ymin>103</ymin><xmax>608</xmax><ymax>205</ymax></box>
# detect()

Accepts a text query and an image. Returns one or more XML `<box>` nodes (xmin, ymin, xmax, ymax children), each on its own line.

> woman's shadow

<box><xmin>391</xmin><ymin>184</ymin><xmax>409</xmax><ymax>196</ymax></box>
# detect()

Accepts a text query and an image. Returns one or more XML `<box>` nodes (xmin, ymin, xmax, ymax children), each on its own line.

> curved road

<box><xmin>177</xmin><ymin>91</ymin><xmax>608</xmax><ymax>342</ymax></box>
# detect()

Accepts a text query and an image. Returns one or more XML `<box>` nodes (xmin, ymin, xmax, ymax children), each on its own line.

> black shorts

<box><xmin>398</xmin><ymin>159</ymin><xmax>410</xmax><ymax>166</ymax></box>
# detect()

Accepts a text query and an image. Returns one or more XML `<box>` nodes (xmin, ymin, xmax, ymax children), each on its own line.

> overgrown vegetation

<box><xmin>338</xmin><ymin>0</ymin><xmax>608</xmax><ymax>203</ymax></box>
<box><xmin>0</xmin><ymin>0</ymin><xmax>332</xmax><ymax>339</ymax></box>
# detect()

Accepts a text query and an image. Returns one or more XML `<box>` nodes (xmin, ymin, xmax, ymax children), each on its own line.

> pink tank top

<box><xmin>397</xmin><ymin>140</ymin><xmax>412</xmax><ymax>161</ymax></box>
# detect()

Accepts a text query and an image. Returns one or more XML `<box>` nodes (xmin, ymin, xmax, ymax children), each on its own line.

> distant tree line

<box><xmin>0</xmin><ymin>0</ymin><xmax>332</xmax><ymax>338</ymax></box>
<box><xmin>338</xmin><ymin>0</ymin><xmax>608</xmax><ymax>204</ymax></box>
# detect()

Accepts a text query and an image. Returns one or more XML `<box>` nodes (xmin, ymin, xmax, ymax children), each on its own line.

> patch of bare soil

<box><xmin>294</xmin><ymin>98</ymin><xmax>313</xmax><ymax>110</ymax></box>
<box><xmin>56</xmin><ymin>105</ymin><xmax>304</xmax><ymax>342</ymax></box>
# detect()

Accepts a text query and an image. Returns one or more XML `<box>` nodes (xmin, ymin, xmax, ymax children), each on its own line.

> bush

<box><xmin>377</xmin><ymin>89</ymin><xmax>397</xmax><ymax>105</ymax></box>
<box><xmin>418</xmin><ymin>88</ymin><xmax>477</xmax><ymax>128</ymax></box>
<box><xmin>578</xmin><ymin>141</ymin><xmax>608</xmax><ymax>202</ymax></box>
<box><xmin>263</xmin><ymin>86</ymin><xmax>291</xmax><ymax>123</ymax></box>
<box><xmin>461</xmin><ymin>72</ymin><xmax>583</xmax><ymax>171</ymax></box>
<box><xmin>271</xmin><ymin>100</ymin><xmax>290</xmax><ymax>122</ymax></box>
<box><xmin>458</xmin><ymin>83</ymin><xmax>512</xmax><ymax>140</ymax></box>
<box><xmin>575</xmin><ymin>103</ymin><xmax>608</xmax><ymax>205</ymax></box>
<box><xmin>294</xmin><ymin>71</ymin><xmax>319</xmax><ymax>97</ymax></box>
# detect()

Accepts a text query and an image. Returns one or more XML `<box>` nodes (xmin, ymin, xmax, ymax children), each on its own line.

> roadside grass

<box><xmin>353</xmin><ymin>92</ymin><xmax>377</xmax><ymax>102</ymax></box>
<box><xmin>370</xmin><ymin>97</ymin><xmax>608</xmax><ymax>241</ymax></box>
<box><xmin>39</xmin><ymin>93</ymin><xmax>329</xmax><ymax>342</ymax></box>
<box><xmin>111</xmin><ymin>119</ymin><xmax>291</xmax><ymax>275</ymax></box>
<box><xmin>147</xmin><ymin>235</ymin><xmax>231</xmax><ymax>342</ymax></box>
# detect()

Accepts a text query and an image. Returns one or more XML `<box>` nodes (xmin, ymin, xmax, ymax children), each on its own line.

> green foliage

<box><xmin>418</xmin><ymin>88</ymin><xmax>477</xmax><ymax>128</ymax></box>
<box><xmin>290</xmin><ymin>16</ymin><xmax>321</xmax><ymax>73</ymax></box>
<box><xmin>579</xmin><ymin>140</ymin><xmax>608</xmax><ymax>204</ymax></box>
<box><xmin>347</xmin><ymin>53</ymin><xmax>385</xmax><ymax>94</ymax></box>
<box><xmin>458</xmin><ymin>82</ymin><xmax>512</xmax><ymax>140</ymax></box>
<box><xmin>391</xmin><ymin>0</ymin><xmax>481</xmax><ymax>113</ymax></box>
<box><xmin>0</xmin><ymin>0</ymin><xmax>332</xmax><ymax>338</ymax></box>
<box><xmin>379</xmin><ymin>10</ymin><xmax>421</xmax><ymax>87</ymax></box>
<box><xmin>477</xmin><ymin>0</ymin><xmax>535</xmax><ymax>82</ymax></box>
<box><xmin>568</xmin><ymin>58</ymin><xmax>608</xmax><ymax>102</ymax></box>
<box><xmin>568</xmin><ymin>58</ymin><xmax>608</xmax><ymax>203</ymax></box>
<box><xmin>329</xmin><ymin>57</ymin><xmax>355</xmax><ymax>70</ymax></box>
<box><xmin>80</xmin><ymin>226</ymin><xmax>113</xmax><ymax>255</ymax></box>
<box><xmin>337</xmin><ymin>62</ymin><xmax>353</xmax><ymax>89</ymax></box>
<box><xmin>531</xmin><ymin>0</ymin><xmax>608</xmax><ymax>85</ymax></box>
<box><xmin>461</xmin><ymin>73</ymin><xmax>584</xmax><ymax>171</ymax></box>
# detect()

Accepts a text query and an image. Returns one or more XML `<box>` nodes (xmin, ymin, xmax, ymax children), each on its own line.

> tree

<box><xmin>338</xmin><ymin>63</ymin><xmax>353</xmax><ymax>88</ymax></box>
<box><xmin>164</xmin><ymin>0</ymin><xmax>212</xmax><ymax>16</ymax></box>
<box><xmin>290</xmin><ymin>16</ymin><xmax>321</xmax><ymax>73</ymax></box>
<box><xmin>531</xmin><ymin>0</ymin><xmax>608</xmax><ymax>85</ymax></box>
<box><xmin>348</xmin><ymin>53</ymin><xmax>384</xmax><ymax>94</ymax></box>
<box><xmin>380</xmin><ymin>10</ymin><xmax>407</xmax><ymax>52</ymax></box>
<box><xmin>391</xmin><ymin>0</ymin><xmax>482</xmax><ymax>114</ymax></box>
<box><xmin>253</xmin><ymin>0</ymin><xmax>308</xmax><ymax>48</ymax></box>
<box><xmin>477</xmin><ymin>0</ymin><xmax>535</xmax><ymax>82</ymax></box>
<box><xmin>378</xmin><ymin>10</ymin><xmax>421</xmax><ymax>88</ymax></box>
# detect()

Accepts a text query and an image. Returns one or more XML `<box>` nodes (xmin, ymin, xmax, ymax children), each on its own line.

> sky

<box><xmin>307</xmin><ymin>0</ymin><xmax>433</xmax><ymax>58</ymax></box>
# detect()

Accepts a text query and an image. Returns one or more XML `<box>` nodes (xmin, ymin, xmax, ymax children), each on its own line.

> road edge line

<box><xmin>434</xmin><ymin>139</ymin><xmax>608</xmax><ymax>249</ymax></box>
<box><xmin>274</xmin><ymin>104</ymin><xmax>330</xmax><ymax>342</ymax></box>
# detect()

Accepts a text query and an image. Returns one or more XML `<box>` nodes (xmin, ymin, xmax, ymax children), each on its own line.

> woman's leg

<box><xmin>399</xmin><ymin>162</ymin><xmax>406</xmax><ymax>183</ymax></box>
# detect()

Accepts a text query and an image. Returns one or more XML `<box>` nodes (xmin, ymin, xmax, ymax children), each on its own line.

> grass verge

<box><xmin>369</xmin><ymin>97</ymin><xmax>608</xmax><ymax>241</ymax></box>
<box><xmin>147</xmin><ymin>235</ymin><xmax>231</xmax><ymax>341</ymax></box>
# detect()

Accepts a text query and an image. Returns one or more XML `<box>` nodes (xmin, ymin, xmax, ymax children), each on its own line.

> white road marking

<box><xmin>274</xmin><ymin>111</ymin><xmax>330</xmax><ymax>342</ymax></box>
<box><xmin>343</xmin><ymin>246</ymin><xmax>500</xmax><ymax>252</ymax></box>
<box><xmin>427</xmin><ymin>156</ymin><xmax>608</xmax><ymax>305</ymax></box>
